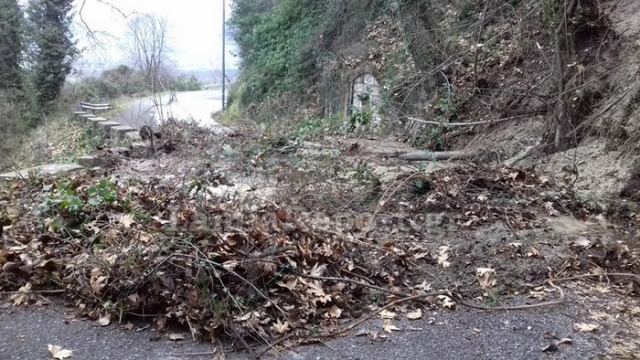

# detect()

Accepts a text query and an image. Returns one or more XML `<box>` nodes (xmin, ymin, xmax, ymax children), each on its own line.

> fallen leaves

<box><xmin>9</xmin><ymin>283</ymin><xmax>33</xmax><ymax>306</ymax></box>
<box><xmin>97</xmin><ymin>314</ymin><xmax>111</xmax><ymax>327</ymax></box>
<box><xmin>168</xmin><ymin>333</ymin><xmax>186</xmax><ymax>341</ymax></box>
<box><xmin>406</xmin><ymin>308</ymin><xmax>423</xmax><ymax>320</ymax></box>
<box><xmin>327</xmin><ymin>305</ymin><xmax>343</xmax><ymax>319</ymax></box>
<box><xmin>437</xmin><ymin>246</ymin><xmax>451</xmax><ymax>268</ymax></box>
<box><xmin>48</xmin><ymin>344</ymin><xmax>73</xmax><ymax>359</ymax></box>
<box><xmin>116</xmin><ymin>214</ymin><xmax>135</xmax><ymax>228</ymax></box>
<box><xmin>437</xmin><ymin>295</ymin><xmax>456</xmax><ymax>310</ymax></box>
<box><xmin>379</xmin><ymin>310</ymin><xmax>397</xmax><ymax>320</ymax></box>
<box><xmin>476</xmin><ymin>268</ymin><xmax>497</xmax><ymax>289</ymax></box>
<box><xmin>0</xmin><ymin>152</ymin><xmax>634</xmax><ymax>348</ymax></box>
<box><xmin>574</xmin><ymin>322</ymin><xmax>600</xmax><ymax>333</ymax></box>
<box><xmin>383</xmin><ymin>320</ymin><xmax>401</xmax><ymax>333</ymax></box>
<box><xmin>271</xmin><ymin>319</ymin><xmax>290</xmax><ymax>334</ymax></box>
<box><xmin>89</xmin><ymin>269</ymin><xmax>108</xmax><ymax>295</ymax></box>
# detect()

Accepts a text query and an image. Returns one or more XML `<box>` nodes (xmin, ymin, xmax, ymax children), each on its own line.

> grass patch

<box><xmin>11</xmin><ymin>116</ymin><xmax>107</xmax><ymax>169</ymax></box>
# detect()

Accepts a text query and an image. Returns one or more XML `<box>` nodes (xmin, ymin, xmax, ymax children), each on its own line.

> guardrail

<box><xmin>80</xmin><ymin>101</ymin><xmax>112</xmax><ymax>113</ymax></box>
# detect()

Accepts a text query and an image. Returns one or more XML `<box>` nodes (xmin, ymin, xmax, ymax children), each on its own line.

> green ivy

<box><xmin>230</xmin><ymin>0</ymin><xmax>326</xmax><ymax>105</ymax></box>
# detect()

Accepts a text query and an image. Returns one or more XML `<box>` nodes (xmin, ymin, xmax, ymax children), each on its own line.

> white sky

<box><xmin>72</xmin><ymin>0</ymin><xmax>237</xmax><ymax>73</ymax></box>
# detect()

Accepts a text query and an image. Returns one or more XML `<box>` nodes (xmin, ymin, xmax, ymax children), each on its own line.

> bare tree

<box><xmin>124</xmin><ymin>13</ymin><xmax>171</xmax><ymax>125</ymax></box>
<box><xmin>126</xmin><ymin>14</ymin><xmax>167</xmax><ymax>82</ymax></box>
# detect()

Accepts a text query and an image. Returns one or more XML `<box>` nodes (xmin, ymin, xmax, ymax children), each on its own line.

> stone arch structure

<box><xmin>347</xmin><ymin>69</ymin><xmax>382</xmax><ymax>126</ymax></box>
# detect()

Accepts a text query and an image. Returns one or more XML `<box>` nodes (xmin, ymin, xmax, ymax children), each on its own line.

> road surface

<box><xmin>0</xmin><ymin>297</ymin><xmax>610</xmax><ymax>360</ymax></box>
<box><xmin>112</xmin><ymin>89</ymin><xmax>224</xmax><ymax>130</ymax></box>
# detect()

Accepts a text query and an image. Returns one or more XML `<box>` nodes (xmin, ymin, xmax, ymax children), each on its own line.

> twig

<box><xmin>176</xmin><ymin>253</ymin><xmax>288</xmax><ymax>316</ymax></box>
<box><xmin>296</xmin><ymin>274</ymin><xmax>408</xmax><ymax>297</ymax></box>
<box><xmin>459</xmin><ymin>281</ymin><xmax>565</xmax><ymax>311</ymax></box>
<box><xmin>406</xmin><ymin>112</ymin><xmax>544</xmax><ymax>127</ymax></box>
<box><xmin>551</xmin><ymin>272</ymin><xmax>640</xmax><ymax>283</ymax></box>
<box><xmin>168</xmin><ymin>352</ymin><xmax>217</xmax><ymax>357</ymax></box>
<box><xmin>564</xmin><ymin>86</ymin><xmax>636</xmax><ymax>139</ymax></box>
<box><xmin>0</xmin><ymin>289</ymin><xmax>66</xmax><ymax>296</ymax></box>
<box><xmin>320</xmin><ymin>291</ymin><xmax>450</xmax><ymax>338</ymax></box>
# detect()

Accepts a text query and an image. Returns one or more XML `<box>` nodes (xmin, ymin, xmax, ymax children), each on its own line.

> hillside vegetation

<box><xmin>228</xmin><ymin>0</ymin><xmax>640</xmax><ymax>198</ymax></box>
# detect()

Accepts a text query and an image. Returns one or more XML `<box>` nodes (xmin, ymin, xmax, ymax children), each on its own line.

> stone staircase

<box><xmin>0</xmin><ymin>103</ymin><xmax>147</xmax><ymax>179</ymax></box>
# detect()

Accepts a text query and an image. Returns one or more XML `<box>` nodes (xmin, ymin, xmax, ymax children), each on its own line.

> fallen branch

<box><xmin>396</xmin><ymin>151</ymin><xmax>474</xmax><ymax>161</ymax></box>
<box><xmin>0</xmin><ymin>289</ymin><xmax>66</xmax><ymax>296</ymax></box>
<box><xmin>551</xmin><ymin>272</ymin><xmax>640</xmax><ymax>283</ymax></box>
<box><xmin>320</xmin><ymin>291</ymin><xmax>450</xmax><ymax>338</ymax></box>
<box><xmin>406</xmin><ymin>112</ymin><xmax>544</xmax><ymax>128</ymax></box>
<box><xmin>459</xmin><ymin>281</ymin><xmax>564</xmax><ymax>311</ymax></box>
<box><xmin>297</xmin><ymin>274</ymin><xmax>408</xmax><ymax>297</ymax></box>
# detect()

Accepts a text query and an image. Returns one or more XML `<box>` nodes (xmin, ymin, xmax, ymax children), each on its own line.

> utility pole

<box><xmin>222</xmin><ymin>0</ymin><xmax>226</xmax><ymax>111</ymax></box>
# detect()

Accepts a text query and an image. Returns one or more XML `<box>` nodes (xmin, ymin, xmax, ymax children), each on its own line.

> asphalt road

<box><xmin>113</xmin><ymin>89</ymin><xmax>223</xmax><ymax>130</ymax></box>
<box><xmin>0</xmin><ymin>298</ymin><xmax>609</xmax><ymax>360</ymax></box>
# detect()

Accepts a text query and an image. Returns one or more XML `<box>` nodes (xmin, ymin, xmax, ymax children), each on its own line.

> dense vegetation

<box><xmin>230</xmin><ymin>0</ymin><xmax>326</xmax><ymax>105</ymax></box>
<box><xmin>26</xmin><ymin>0</ymin><xmax>77</xmax><ymax>109</ymax></box>
<box><xmin>0</xmin><ymin>0</ymin><xmax>76</xmax><ymax>169</ymax></box>
<box><xmin>229</xmin><ymin>0</ymin><xmax>616</xmax><ymax>155</ymax></box>
<box><xmin>70</xmin><ymin>65</ymin><xmax>203</xmax><ymax>102</ymax></box>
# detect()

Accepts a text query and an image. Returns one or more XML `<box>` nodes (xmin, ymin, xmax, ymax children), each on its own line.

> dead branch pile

<box><xmin>382</xmin><ymin>166</ymin><xmax>583</xmax><ymax>229</ymax></box>
<box><xmin>1</xmin><ymin>162</ymin><xmax>638</xmax><ymax>346</ymax></box>
<box><xmin>0</xmin><ymin>174</ymin><xmax>448</xmax><ymax>343</ymax></box>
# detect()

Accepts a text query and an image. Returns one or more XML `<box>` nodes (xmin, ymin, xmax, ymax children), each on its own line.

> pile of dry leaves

<box><xmin>385</xmin><ymin>166</ymin><xmax>587</xmax><ymax>228</ymax></box>
<box><xmin>1</xmin><ymin>160</ymin><xmax>638</xmax><ymax>347</ymax></box>
<box><xmin>0</xmin><ymin>172</ymin><xmax>451</xmax><ymax>344</ymax></box>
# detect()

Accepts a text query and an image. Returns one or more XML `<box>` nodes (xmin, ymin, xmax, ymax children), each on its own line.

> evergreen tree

<box><xmin>0</xmin><ymin>0</ymin><xmax>23</xmax><ymax>91</ymax></box>
<box><xmin>26</xmin><ymin>0</ymin><xmax>76</xmax><ymax>109</ymax></box>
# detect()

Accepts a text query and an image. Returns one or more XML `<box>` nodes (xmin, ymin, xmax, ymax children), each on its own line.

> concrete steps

<box><xmin>110</xmin><ymin>125</ymin><xmax>137</xmax><ymax>138</ymax></box>
<box><xmin>72</xmin><ymin>105</ymin><xmax>140</xmax><ymax>142</ymax></box>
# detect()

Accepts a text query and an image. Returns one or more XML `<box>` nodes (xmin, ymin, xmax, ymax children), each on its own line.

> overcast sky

<box><xmin>72</xmin><ymin>0</ymin><xmax>237</xmax><ymax>74</ymax></box>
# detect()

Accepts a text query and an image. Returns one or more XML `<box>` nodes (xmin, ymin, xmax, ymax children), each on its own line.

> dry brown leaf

<box><xmin>574</xmin><ymin>323</ymin><xmax>599</xmax><ymax>333</ymax></box>
<box><xmin>277</xmin><ymin>278</ymin><xmax>298</xmax><ymax>291</ymax></box>
<box><xmin>168</xmin><ymin>333</ymin><xmax>186</xmax><ymax>341</ymax></box>
<box><xmin>98</xmin><ymin>314</ymin><xmax>111</xmax><ymax>327</ymax></box>
<box><xmin>117</xmin><ymin>214</ymin><xmax>135</xmax><ymax>228</ymax></box>
<box><xmin>89</xmin><ymin>268</ymin><xmax>108</xmax><ymax>295</ymax></box>
<box><xmin>572</xmin><ymin>238</ymin><xmax>592</xmax><ymax>248</ymax></box>
<box><xmin>437</xmin><ymin>246</ymin><xmax>451</xmax><ymax>268</ymax></box>
<box><xmin>271</xmin><ymin>319</ymin><xmax>290</xmax><ymax>334</ymax></box>
<box><xmin>9</xmin><ymin>283</ymin><xmax>32</xmax><ymax>306</ymax></box>
<box><xmin>527</xmin><ymin>246</ymin><xmax>540</xmax><ymax>258</ymax></box>
<box><xmin>379</xmin><ymin>310</ymin><xmax>397</xmax><ymax>319</ymax></box>
<box><xmin>476</xmin><ymin>267</ymin><xmax>497</xmax><ymax>289</ymax></box>
<box><xmin>327</xmin><ymin>305</ymin><xmax>343</xmax><ymax>319</ymax></box>
<box><xmin>309</xmin><ymin>263</ymin><xmax>327</xmax><ymax>277</ymax></box>
<box><xmin>383</xmin><ymin>320</ymin><xmax>401</xmax><ymax>333</ymax></box>
<box><xmin>414</xmin><ymin>280</ymin><xmax>432</xmax><ymax>292</ymax></box>
<box><xmin>437</xmin><ymin>295</ymin><xmax>456</xmax><ymax>310</ymax></box>
<box><xmin>48</xmin><ymin>344</ymin><xmax>73</xmax><ymax>359</ymax></box>
<box><xmin>406</xmin><ymin>309</ymin><xmax>423</xmax><ymax>320</ymax></box>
